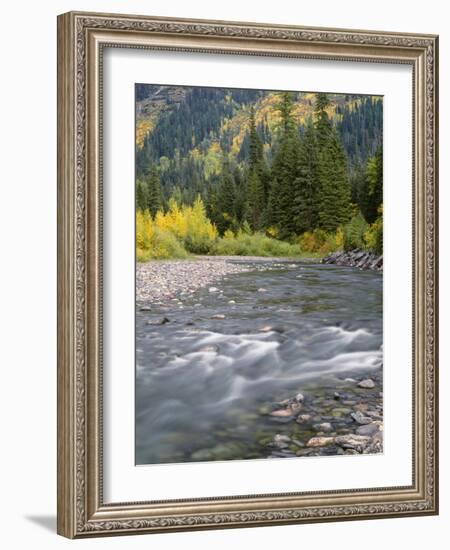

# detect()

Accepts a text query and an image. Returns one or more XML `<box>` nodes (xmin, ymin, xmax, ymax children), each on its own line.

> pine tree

<box><xmin>313</xmin><ymin>93</ymin><xmax>352</xmax><ymax>231</ymax></box>
<box><xmin>293</xmin><ymin>118</ymin><xmax>320</xmax><ymax>233</ymax></box>
<box><xmin>361</xmin><ymin>145</ymin><xmax>383</xmax><ymax>223</ymax></box>
<box><xmin>216</xmin><ymin>161</ymin><xmax>236</xmax><ymax>234</ymax></box>
<box><xmin>268</xmin><ymin>92</ymin><xmax>301</xmax><ymax>238</ymax></box>
<box><xmin>146</xmin><ymin>167</ymin><xmax>163</xmax><ymax>216</ymax></box>
<box><xmin>245</xmin><ymin>107</ymin><xmax>269</xmax><ymax>230</ymax></box>
<box><xmin>136</xmin><ymin>180</ymin><xmax>148</xmax><ymax>211</ymax></box>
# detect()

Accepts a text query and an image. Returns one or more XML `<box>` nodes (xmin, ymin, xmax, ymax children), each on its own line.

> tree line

<box><xmin>137</xmin><ymin>92</ymin><xmax>383</xmax><ymax>247</ymax></box>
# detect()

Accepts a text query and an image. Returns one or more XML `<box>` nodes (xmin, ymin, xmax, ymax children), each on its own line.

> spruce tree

<box><xmin>216</xmin><ymin>161</ymin><xmax>237</xmax><ymax>234</ymax></box>
<box><xmin>146</xmin><ymin>167</ymin><xmax>163</xmax><ymax>216</ymax></box>
<box><xmin>293</xmin><ymin>118</ymin><xmax>320</xmax><ymax>233</ymax></box>
<box><xmin>313</xmin><ymin>93</ymin><xmax>352</xmax><ymax>231</ymax></box>
<box><xmin>136</xmin><ymin>180</ymin><xmax>148</xmax><ymax>211</ymax></box>
<box><xmin>361</xmin><ymin>145</ymin><xmax>383</xmax><ymax>223</ymax></box>
<box><xmin>268</xmin><ymin>92</ymin><xmax>301</xmax><ymax>238</ymax></box>
<box><xmin>246</xmin><ymin>107</ymin><xmax>269</xmax><ymax>230</ymax></box>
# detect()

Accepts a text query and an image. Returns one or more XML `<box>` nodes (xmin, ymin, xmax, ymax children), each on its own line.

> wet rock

<box><xmin>270</xmin><ymin>401</ymin><xmax>301</xmax><ymax>419</ymax></box>
<box><xmin>333</xmin><ymin>392</ymin><xmax>341</xmax><ymax>400</ymax></box>
<box><xmin>365</xmin><ymin>410</ymin><xmax>383</xmax><ymax>420</ymax></box>
<box><xmin>272</xmin><ymin>434</ymin><xmax>291</xmax><ymax>449</ymax></box>
<box><xmin>228</xmin><ymin>300</ymin><xmax>236</xmax><ymax>304</ymax></box>
<box><xmin>257</xmin><ymin>288</ymin><xmax>268</xmax><ymax>292</ymax></box>
<box><xmin>307</xmin><ymin>436</ymin><xmax>335</xmax><ymax>448</ymax></box>
<box><xmin>139</xmin><ymin>306</ymin><xmax>152</xmax><ymax>311</ymax></box>
<box><xmin>270</xmin><ymin>450</ymin><xmax>296</xmax><ymax>458</ymax></box>
<box><xmin>331</xmin><ymin>407</ymin><xmax>351</xmax><ymax>418</ymax></box>
<box><xmin>314</xmin><ymin>422</ymin><xmax>333</xmax><ymax>433</ymax></box>
<box><xmin>356</xmin><ymin>421</ymin><xmax>382</xmax><ymax>436</ymax></box>
<box><xmin>322</xmin><ymin>250</ymin><xmax>382</xmax><ymax>272</ymax></box>
<box><xmin>211</xmin><ymin>314</ymin><xmax>226</xmax><ymax>320</ymax></box>
<box><xmin>296</xmin><ymin>414</ymin><xmax>312</xmax><ymax>424</ymax></box>
<box><xmin>335</xmin><ymin>434</ymin><xmax>371</xmax><ymax>452</ymax></box>
<box><xmin>259</xmin><ymin>325</ymin><xmax>273</xmax><ymax>332</ymax></box>
<box><xmin>358</xmin><ymin>378</ymin><xmax>376</xmax><ymax>389</ymax></box>
<box><xmin>270</xmin><ymin>408</ymin><xmax>295</xmax><ymax>418</ymax></box>
<box><xmin>295</xmin><ymin>393</ymin><xmax>305</xmax><ymax>403</ymax></box>
<box><xmin>351</xmin><ymin>411</ymin><xmax>373</xmax><ymax>425</ymax></box>
<box><xmin>209</xmin><ymin>287</ymin><xmax>219</xmax><ymax>293</ymax></box>
<box><xmin>146</xmin><ymin>316</ymin><xmax>170</xmax><ymax>326</ymax></box>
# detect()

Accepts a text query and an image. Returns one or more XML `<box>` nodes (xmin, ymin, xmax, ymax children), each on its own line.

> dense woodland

<box><xmin>135</xmin><ymin>87</ymin><xmax>383</xmax><ymax>260</ymax></box>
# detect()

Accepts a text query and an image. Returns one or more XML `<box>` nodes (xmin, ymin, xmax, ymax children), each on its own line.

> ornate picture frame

<box><xmin>57</xmin><ymin>11</ymin><xmax>439</xmax><ymax>538</ymax></box>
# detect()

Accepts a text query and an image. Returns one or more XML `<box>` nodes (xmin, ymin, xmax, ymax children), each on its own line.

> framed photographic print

<box><xmin>57</xmin><ymin>11</ymin><xmax>439</xmax><ymax>538</ymax></box>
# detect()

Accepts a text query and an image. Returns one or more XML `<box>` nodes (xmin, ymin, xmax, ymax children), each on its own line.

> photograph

<box><xmin>135</xmin><ymin>84</ymin><xmax>384</xmax><ymax>465</ymax></box>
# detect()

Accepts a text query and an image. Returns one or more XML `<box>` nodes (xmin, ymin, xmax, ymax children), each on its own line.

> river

<box><xmin>135</xmin><ymin>259</ymin><xmax>383</xmax><ymax>464</ymax></box>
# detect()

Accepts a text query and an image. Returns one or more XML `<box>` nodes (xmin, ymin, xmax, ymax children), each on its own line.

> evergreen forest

<box><xmin>135</xmin><ymin>85</ymin><xmax>383</xmax><ymax>260</ymax></box>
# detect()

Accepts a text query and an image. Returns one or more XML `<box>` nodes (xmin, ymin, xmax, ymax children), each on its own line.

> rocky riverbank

<box><xmin>136</xmin><ymin>257</ymin><xmax>312</xmax><ymax>307</ymax></box>
<box><xmin>136</xmin><ymin>258</ymin><xmax>251</xmax><ymax>307</ymax></box>
<box><xmin>261</xmin><ymin>373</ymin><xmax>383</xmax><ymax>458</ymax></box>
<box><xmin>322</xmin><ymin>249</ymin><xmax>383</xmax><ymax>271</ymax></box>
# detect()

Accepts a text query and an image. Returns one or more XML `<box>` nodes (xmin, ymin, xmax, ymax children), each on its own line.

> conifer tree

<box><xmin>361</xmin><ymin>145</ymin><xmax>383</xmax><ymax>223</ymax></box>
<box><xmin>246</xmin><ymin>107</ymin><xmax>269</xmax><ymax>230</ymax></box>
<box><xmin>268</xmin><ymin>92</ymin><xmax>301</xmax><ymax>237</ymax></box>
<box><xmin>313</xmin><ymin>93</ymin><xmax>352</xmax><ymax>231</ymax></box>
<box><xmin>146</xmin><ymin>167</ymin><xmax>163</xmax><ymax>216</ymax></box>
<box><xmin>136</xmin><ymin>180</ymin><xmax>148</xmax><ymax>211</ymax></box>
<box><xmin>293</xmin><ymin>118</ymin><xmax>320</xmax><ymax>233</ymax></box>
<box><xmin>216</xmin><ymin>160</ymin><xmax>237</xmax><ymax>234</ymax></box>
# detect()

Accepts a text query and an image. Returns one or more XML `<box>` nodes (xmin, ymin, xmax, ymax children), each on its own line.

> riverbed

<box><xmin>136</xmin><ymin>257</ymin><xmax>383</xmax><ymax>464</ymax></box>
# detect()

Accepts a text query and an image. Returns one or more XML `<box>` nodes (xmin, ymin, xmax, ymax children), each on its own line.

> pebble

<box><xmin>335</xmin><ymin>434</ymin><xmax>372</xmax><ymax>452</ymax></box>
<box><xmin>356</xmin><ymin>422</ymin><xmax>382</xmax><ymax>436</ymax></box>
<box><xmin>296</xmin><ymin>414</ymin><xmax>312</xmax><ymax>424</ymax></box>
<box><xmin>351</xmin><ymin>411</ymin><xmax>373</xmax><ymax>425</ymax></box>
<box><xmin>358</xmin><ymin>378</ymin><xmax>376</xmax><ymax>389</ymax></box>
<box><xmin>314</xmin><ymin>422</ymin><xmax>333</xmax><ymax>433</ymax></box>
<box><xmin>307</xmin><ymin>436</ymin><xmax>335</xmax><ymax>448</ymax></box>
<box><xmin>146</xmin><ymin>316</ymin><xmax>170</xmax><ymax>326</ymax></box>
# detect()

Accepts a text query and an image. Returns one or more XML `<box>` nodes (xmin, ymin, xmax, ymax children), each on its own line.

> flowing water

<box><xmin>135</xmin><ymin>259</ymin><xmax>382</xmax><ymax>464</ymax></box>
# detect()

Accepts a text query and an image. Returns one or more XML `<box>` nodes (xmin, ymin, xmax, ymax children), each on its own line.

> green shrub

<box><xmin>343</xmin><ymin>212</ymin><xmax>368</xmax><ymax>251</ymax></box>
<box><xmin>211</xmin><ymin>231</ymin><xmax>302</xmax><ymax>257</ymax></box>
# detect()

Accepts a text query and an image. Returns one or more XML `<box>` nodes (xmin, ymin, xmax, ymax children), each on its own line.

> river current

<box><xmin>135</xmin><ymin>260</ymin><xmax>382</xmax><ymax>464</ymax></box>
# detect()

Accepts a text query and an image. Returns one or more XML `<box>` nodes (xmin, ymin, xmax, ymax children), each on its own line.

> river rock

<box><xmin>257</xmin><ymin>288</ymin><xmax>268</xmax><ymax>292</ymax></box>
<box><xmin>228</xmin><ymin>300</ymin><xmax>236</xmax><ymax>304</ymax></box>
<box><xmin>314</xmin><ymin>422</ymin><xmax>333</xmax><ymax>433</ymax></box>
<box><xmin>358</xmin><ymin>378</ymin><xmax>376</xmax><ymax>389</ymax></box>
<box><xmin>295</xmin><ymin>393</ymin><xmax>305</xmax><ymax>403</ymax></box>
<box><xmin>259</xmin><ymin>325</ymin><xmax>273</xmax><ymax>332</ymax></box>
<box><xmin>270</xmin><ymin>408</ymin><xmax>295</xmax><ymax>418</ymax></box>
<box><xmin>211</xmin><ymin>314</ymin><xmax>226</xmax><ymax>320</ymax></box>
<box><xmin>351</xmin><ymin>411</ymin><xmax>373</xmax><ymax>425</ymax></box>
<box><xmin>272</xmin><ymin>434</ymin><xmax>291</xmax><ymax>449</ymax></box>
<box><xmin>335</xmin><ymin>434</ymin><xmax>372</xmax><ymax>452</ymax></box>
<box><xmin>356</xmin><ymin>421</ymin><xmax>382</xmax><ymax>436</ymax></box>
<box><xmin>365</xmin><ymin>410</ymin><xmax>383</xmax><ymax>420</ymax></box>
<box><xmin>209</xmin><ymin>287</ymin><xmax>219</xmax><ymax>293</ymax></box>
<box><xmin>296</xmin><ymin>414</ymin><xmax>312</xmax><ymax>424</ymax></box>
<box><xmin>146</xmin><ymin>316</ymin><xmax>170</xmax><ymax>325</ymax></box>
<box><xmin>307</xmin><ymin>436</ymin><xmax>335</xmax><ymax>448</ymax></box>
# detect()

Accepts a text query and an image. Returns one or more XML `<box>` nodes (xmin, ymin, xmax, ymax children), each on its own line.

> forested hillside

<box><xmin>135</xmin><ymin>85</ymin><xmax>383</xmax><ymax>260</ymax></box>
